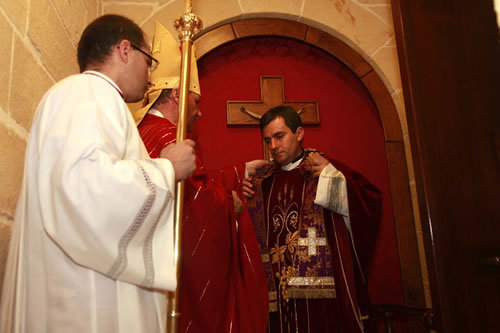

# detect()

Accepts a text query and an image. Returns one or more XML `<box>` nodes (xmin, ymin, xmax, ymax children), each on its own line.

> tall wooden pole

<box><xmin>166</xmin><ymin>1</ymin><xmax>202</xmax><ymax>332</ymax></box>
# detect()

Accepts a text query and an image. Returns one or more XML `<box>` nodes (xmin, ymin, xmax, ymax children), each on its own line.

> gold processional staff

<box><xmin>167</xmin><ymin>1</ymin><xmax>202</xmax><ymax>332</ymax></box>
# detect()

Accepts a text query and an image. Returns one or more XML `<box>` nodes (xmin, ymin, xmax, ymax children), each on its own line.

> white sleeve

<box><xmin>37</xmin><ymin>93</ymin><xmax>176</xmax><ymax>291</ymax></box>
<box><xmin>314</xmin><ymin>163</ymin><xmax>349</xmax><ymax>217</ymax></box>
<box><xmin>314</xmin><ymin>163</ymin><xmax>351</xmax><ymax>230</ymax></box>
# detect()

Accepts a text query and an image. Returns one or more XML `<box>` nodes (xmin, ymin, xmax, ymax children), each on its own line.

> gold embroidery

<box><xmin>271</xmin><ymin>243</ymin><xmax>287</xmax><ymax>264</ymax></box>
<box><xmin>286</xmin><ymin>230</ymin><xmax>299</xmax><ymax>254</ymax></box>
<box><xmin>296</xmin><ymin>247</ymin><xmax>312</xmax><ymax>264</ymax></box>
<box><xmin>277</xmin><ymin>265</ymin><xmax>294</xmax><ymax>302</ymax></box>
<box><xmin>289</xmin><ymin>211</ymin><xmax>298</xmax><ymax>228</ymax></box>
<box><xmin>272</xmin><ymin>215</ymin><xmax>281</xmax><ymax>232</ymax></box>
<box><xmin>270</xmin><ymin>183</ymin><xmax>300</xmax><ymax>235</ymax></box>
<box><xmin>306</xmin><ymin>257</ymin><xmax>324</xmax><ymax>277</ymax></box>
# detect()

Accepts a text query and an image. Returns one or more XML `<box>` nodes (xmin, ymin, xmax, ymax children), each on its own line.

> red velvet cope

<box><xmin>195</xmin><ymin>37</ymin><xmax>404</xmax><ymax>312</ymax></box>
<box><xmin>138</xmin><ymin>114</ymin><xmax>268</xmax><ymax>333</ymax></box>
<box><xmin>248</xmin><ymin>151</ymin><xmax>383</xmax><ymax>332</ymax></box>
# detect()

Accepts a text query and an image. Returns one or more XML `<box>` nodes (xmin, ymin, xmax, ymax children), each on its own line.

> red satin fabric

<box><xmin>138</xmin><ymin>114</ymin><xmax>268</xmax><ymax>333</ymax></box>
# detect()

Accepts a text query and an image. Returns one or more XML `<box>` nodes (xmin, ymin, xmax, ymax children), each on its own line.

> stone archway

<box><xmin>194</xmin><ymin>17</ymin><xmax>426</xmax><ymax>309</ymax></box>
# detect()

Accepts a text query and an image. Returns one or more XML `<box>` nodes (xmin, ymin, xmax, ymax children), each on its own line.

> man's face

<box><xmin>187</xmin><ymin>92</ymin><xmax>201</xmax><ymax>132</ymax></box>
<box><xmin>262</xmin><ymin>117</ymin><xmax>304</xmax><ymax>166</ymax></box>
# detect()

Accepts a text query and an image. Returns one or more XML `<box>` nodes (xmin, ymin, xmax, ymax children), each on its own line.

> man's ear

<box><xmin>296</xmin><ymin>126</ymin><xmax>305</xmax><ymax>142</ymax></box>
<box><xmin>171</xmin><ymin>88</ymin><xmax>180</xmax><ymax>103</ymax></box>
<box><xmin>117</xmin><ymin>40</ymin><xmax>132</xmax><ymax>63</ymax></box>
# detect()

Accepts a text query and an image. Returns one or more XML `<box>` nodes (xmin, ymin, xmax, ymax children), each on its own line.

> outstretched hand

<box><xmin>160</xmin><ymin>139</ymin><xmax>196</xmax><ymax>182</ymax></box>
<box><xmin>245</xmin><ymin>159</ymin><xmax>273</xmax><ymax>177</ymax></box>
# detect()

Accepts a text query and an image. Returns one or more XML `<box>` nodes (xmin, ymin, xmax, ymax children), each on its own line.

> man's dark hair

<box><xmin>77</xmin><ymin>14</ymin><xmax>146</xmax><ymax>72</ymax></box>
<box><xmin>152</xmin><ymin>89</ymin><xmax>174</xmax><ymax>108</ymax></box>
<box><xmin>260</xmin><ymin>105</ymin><xmax>303</xmax><ymax>133</ymax></box>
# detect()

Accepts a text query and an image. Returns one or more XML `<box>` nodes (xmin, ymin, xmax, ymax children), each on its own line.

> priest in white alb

<box><xmin>0</xmin><ymin>14</ymin><xmax>196</xmax><ymax>333</ymax></box>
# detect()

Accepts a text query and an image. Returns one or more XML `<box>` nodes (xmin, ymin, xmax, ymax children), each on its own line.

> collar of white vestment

<box><xmin>148</xmin><ymin>108</ymin><xmax>163</xmax><ymax>118</ymax></box>
<box><xmin>281</xmin><ymin>156</ymin><xmax>304</xmax><ymax>171</ymax></box>
<box><xmin>82</xmin><ymin>70</ymin><xmax>123</xmax><ymax>98</ymax></box>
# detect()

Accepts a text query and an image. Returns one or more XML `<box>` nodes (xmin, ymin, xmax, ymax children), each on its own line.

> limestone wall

<box><xmin>0</xmin><ymin>0</ymin><xmax>428</xmax><ymax>304</ymax></box>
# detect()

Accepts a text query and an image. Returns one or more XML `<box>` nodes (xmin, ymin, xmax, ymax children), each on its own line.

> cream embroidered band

<box><xmin>287</xmin><ymin>276</ymin><xmax>334</xmax><ymax>286</ymax></box>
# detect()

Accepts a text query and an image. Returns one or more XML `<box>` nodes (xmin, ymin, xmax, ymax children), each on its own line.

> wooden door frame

<box><xmin>390</xmin><ymin>1</ymin><xmax>500</xmax><ymax>331</ymax></box>
<box><xmin>194</xmin><ymin>17</ymin><xmax>426</xmax><ymax>310</ymax></box>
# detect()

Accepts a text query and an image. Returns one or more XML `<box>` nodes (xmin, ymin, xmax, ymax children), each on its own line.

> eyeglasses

<box><xmin>130</xmin><ymin>43</ymin><xmax>160</xmax><ymax>75</ymax></box>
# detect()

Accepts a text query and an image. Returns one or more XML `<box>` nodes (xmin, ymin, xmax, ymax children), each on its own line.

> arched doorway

<box><xmin>193</xmin><ymin>17</ymin><xmax>425</xmax><ymax>313</ymax></box>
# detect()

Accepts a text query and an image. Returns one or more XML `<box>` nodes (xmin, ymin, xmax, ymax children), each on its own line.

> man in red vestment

<box><xmin>243</xmin><ymin>105</ymin><xmax>383</xmax><ymax>332</ymax></box>
<box><xmin>132</xmin><ymin>22</ymin><xmax>269</xmax><ymax>333</ymax></box>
